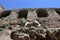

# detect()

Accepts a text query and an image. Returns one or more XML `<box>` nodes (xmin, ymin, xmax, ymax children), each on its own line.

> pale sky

<box><xmin>0</xmin><ymin>0</ymin><xmax>60</xmax><ymax>9</ymax></box>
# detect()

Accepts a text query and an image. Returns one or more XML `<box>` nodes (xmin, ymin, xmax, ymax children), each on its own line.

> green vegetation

<box><xmin>0</xmin><ymin>26</ymin><xmax>5</xmax><ymax>28</ymax></box>
<box><xmin>3</xmin><ymin>22</ymin><xmax>10</xmax><ymax>27</ymax></box>
<box><xmin>0</xmin><ymin>28</ymin><xmax>3</xmax><ymax>31</ymax></box>
<box><xmin>0</xmin><ymin>22</ymin><xmax>10</xmax><ymax>31</ymax></box>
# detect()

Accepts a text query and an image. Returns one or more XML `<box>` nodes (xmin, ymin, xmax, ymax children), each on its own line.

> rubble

<box><xmin>0</xmin><ymin>6</ymin><xmax>60</xmax><ymax>40</ymax></box>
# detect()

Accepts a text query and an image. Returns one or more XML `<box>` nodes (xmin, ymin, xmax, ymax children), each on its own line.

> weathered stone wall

<box><xmin>0</xmin><ymin>5</ymin><xmax>60</xmax><ymax>28</ymax></box>
<box><xmin>0</xmin><ymin>5</ymin><xmax>60</xmax><ymax>40</ymax></box>
<box><xmin>0</xmin><ymin>8</ymin><xmax>60</xmax><ymax>20</ymax></box>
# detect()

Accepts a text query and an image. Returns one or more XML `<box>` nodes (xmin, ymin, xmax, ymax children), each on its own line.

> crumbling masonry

<box><xmin>0</xmin><ymin>5</ymin><xmax>60</xmax><ymax>40</ymax></box>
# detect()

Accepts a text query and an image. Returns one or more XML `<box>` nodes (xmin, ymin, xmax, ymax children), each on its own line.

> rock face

<box><xmin>1</xmin><ymin>8</ymin><xmax>59</xmax><ymax>28</ymax></box>
<box><xmin>0</xmin><ymin>5</ymin><xmax>4</xmax><ymax>11</ymax></box>
<box><xmin>0</xmin><ymin>5</ymin><xmax>60</xmax><ymax>40</ymax></box>
<box><xmin>27</xmin><ymin>11</ymin><xmax>37</xmax><ymax>21</ymax></box>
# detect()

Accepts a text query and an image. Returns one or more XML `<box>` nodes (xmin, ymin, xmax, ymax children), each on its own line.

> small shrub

<box><xmin>0</xmin><ymin>28</ymin><xmax>3</xmax><ymax>31</ymax></box>
<box><xmin>0</xmin><ymin>26</ymin><xmax>5</xmax><ymax>28</ymax></box>
<box><xmin>3</xmin><ymin>22</ymin><xmax>10</xmax><ymax>27</ymax></box>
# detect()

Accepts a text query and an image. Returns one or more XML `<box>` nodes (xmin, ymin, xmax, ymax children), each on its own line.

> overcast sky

<box><xmin>0</xmin><ymin>0</ymin><xmax>60</xmax><ymax>9</ymax></box>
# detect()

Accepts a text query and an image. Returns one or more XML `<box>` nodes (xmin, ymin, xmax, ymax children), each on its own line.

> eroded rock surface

<box><xmin>0</xmin><ymin>6</ymin><xmax>60</xmax><ymax>40</ymax></box>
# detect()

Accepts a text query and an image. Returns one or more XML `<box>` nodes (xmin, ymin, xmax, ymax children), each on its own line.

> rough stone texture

<box><xmin>0</xmin><ymin>5</ymin><xmax>60</xmax><ymax>40</ymax></box>
<box><xmin>27</xmin><ymin>11</ymin><xmax>37</xmax><ymax>21</ymax></box>
<box><xmin>0</xmin><ymin>5</ymin><xmax>4</xmax><ymax>12</ymax></box>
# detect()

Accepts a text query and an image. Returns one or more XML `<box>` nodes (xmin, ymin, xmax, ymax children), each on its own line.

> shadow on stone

<box><xmin>36</xmin><ymin>9</ymin><xmax>48</xmax><ymax>17</ymax></box>
<box><xmin>0</xmin><ymin>10</ymin><xmax>11</xmax><ymax>18</ymax></box>
<box><xmin>18</xmin><ymin>9</ymin><xmax>28</xmax><ymax>19</ymax></box>
<box><xmin>55</xmin><ymin>9</ymin><xmax>60</xmax><ymax>15</ymax></box>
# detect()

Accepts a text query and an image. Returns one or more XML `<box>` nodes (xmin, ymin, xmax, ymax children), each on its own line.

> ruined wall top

<box><xmin>0</xmin><ymin>5</ymin><xmax>4</xmax><ymax>11</ymax></box>
<box><xmin>0</xmin><ymin>5</ymin><xmax>60</xmax><ymax>28</ymax></box>
<box><xmin>0</xmin><ymin>5</ymin><xmax>60</xmax><ymax>21</ymax></box>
